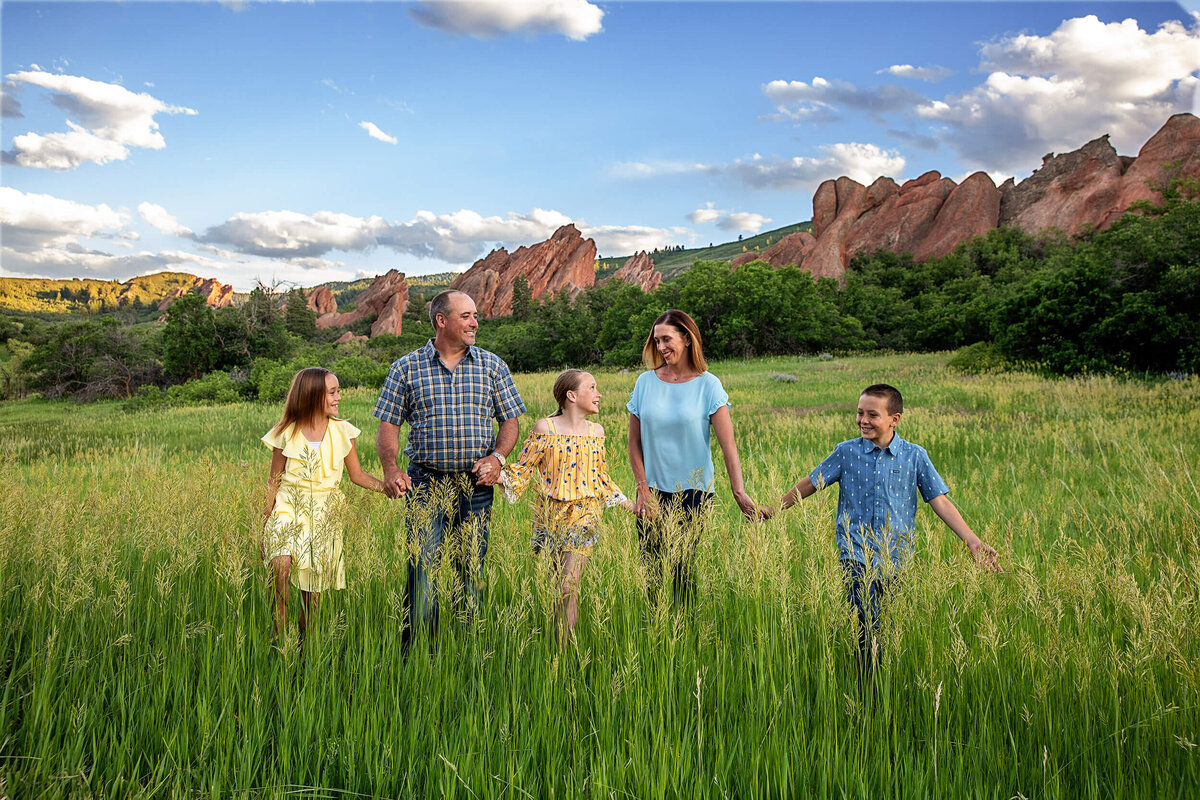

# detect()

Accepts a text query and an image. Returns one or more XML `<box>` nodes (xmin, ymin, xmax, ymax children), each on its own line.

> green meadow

<box><xmin>1</xmin><ymin>352</ymin><xmax>1198</xmax><ymax>798</ymax></box>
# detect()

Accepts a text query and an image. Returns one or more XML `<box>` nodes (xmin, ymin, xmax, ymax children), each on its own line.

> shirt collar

<box><xmin>423</xmin><ymin>339</ymin><xmax>477</xmax><ymax>364</ymax></box>
<box><xmin>861</xmin><ymin>433</ymin><xmax>904</xmax><ymax>455</ymax></box>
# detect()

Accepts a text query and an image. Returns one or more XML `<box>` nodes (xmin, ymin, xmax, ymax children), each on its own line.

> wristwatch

<box><xmin>490</xmin><ymin>451</ymin><xmax>506</xmax><ymax>465</ymax></box>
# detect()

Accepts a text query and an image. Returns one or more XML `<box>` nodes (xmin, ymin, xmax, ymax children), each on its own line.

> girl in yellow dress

<box><xmin>501</xmin><ymin>369</ymin><xmax>632</xmax><ymax>643</ymax></box>
<box><xmin>262</xmin><ymin>368</ymin><xmax>387</xmax><ymax>641</ymax></box>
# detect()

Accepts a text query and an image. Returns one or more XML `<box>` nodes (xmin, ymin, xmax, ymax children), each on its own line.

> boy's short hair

<box><xmin>862</xmin><ymin>383</ymin><xmax>903</xmax><ymax>415</ymax></box>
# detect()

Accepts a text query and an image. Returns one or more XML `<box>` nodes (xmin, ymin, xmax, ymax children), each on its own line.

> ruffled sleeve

<box><xmin>327</xmin><ymin>419</ymin><xmax>361</xmax><ymax>469</ymax></box>
<box><xmin>592</xmin><ymin>441</ymin><xmax>629</xmax><ymax>509</ymax></box>
<box><xmin>261</xmin><ymin>425</ymin><xmax>291</xmax><ymax>452</ymax></box>
<box><xmin>501</xmin><ymin>432</ymin><xmax>549</xmax><ymax>504</ymax></box>
<box><xmin>704</xmin><ymin>373</ymin><xmax>731</xmax><ymax>417</ymax></box>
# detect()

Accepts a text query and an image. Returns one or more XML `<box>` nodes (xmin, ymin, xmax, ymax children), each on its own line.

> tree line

<box><xmin>1</xmin><ymin>181</ymin><xmax>1196</xmax><ymax>405</ymax></box>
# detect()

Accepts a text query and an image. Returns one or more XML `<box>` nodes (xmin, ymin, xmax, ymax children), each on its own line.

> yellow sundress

<box><xmin>261</xmin><ymin>418</ymin><xmax>360</xmax><ymax>592</ymax></box>
<box><xmin>501</xmin><ymin>419</ymin><xmax>628</xmax><ymax>554</ymax></box>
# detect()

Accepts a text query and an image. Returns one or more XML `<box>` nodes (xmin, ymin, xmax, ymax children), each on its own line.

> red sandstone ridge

<box><xmin>599</xmin><ymin>251</ymin><xmax>662</xmax><ymax>292</ymax></box>
<box><xmin>451</xmin><ymin>224</ymin><xmax>597</xmax><ymax>317</ymax></box>
<box><xmin>316</xmin><ymin>269</ymin><xmax>408</xmax><ymax>338</ymax></box>
<box><xmin>796</xmin><ymin>113</ymin><xmax>1200</xmax><ymax>281</ymax></box>
<box><xmin>156</xmin><ymin>277</ymin><xmax>235</xmax><ymax>311</ymax></box>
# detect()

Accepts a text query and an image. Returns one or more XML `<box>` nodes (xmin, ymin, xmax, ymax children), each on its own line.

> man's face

<box><xmin>437</xmin><ymin>293</ymin><xmax>479</xmax><ymax>348</ymax></box>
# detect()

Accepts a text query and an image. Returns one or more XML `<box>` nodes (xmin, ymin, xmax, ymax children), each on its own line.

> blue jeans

<box><xmin>841</xmin><ymin>559</ymin><xmax>897</xmax><ymax>675</ymax></box>
<box><xmin>403</xmin><ymin>463</ymin><xmax>494</xmax><ymax>649</ymax></box>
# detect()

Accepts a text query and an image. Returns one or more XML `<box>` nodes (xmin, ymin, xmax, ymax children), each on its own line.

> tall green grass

<box><xmin>1</xmin><ymin>353</ymin><xmax>1197</xmax><ymax>797</ymax></box>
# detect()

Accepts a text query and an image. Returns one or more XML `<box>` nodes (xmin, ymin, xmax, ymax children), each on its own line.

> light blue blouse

<box><xmin>626</xmin><ymin>370</ymin><xmax>730</xmax><ymax>493</ymax></box>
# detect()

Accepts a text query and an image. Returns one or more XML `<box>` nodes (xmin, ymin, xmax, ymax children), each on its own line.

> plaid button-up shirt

<box><xmin>373</xmin><ymin>340</ymin><xmax>526</xmax><ymax>472</ymax></box>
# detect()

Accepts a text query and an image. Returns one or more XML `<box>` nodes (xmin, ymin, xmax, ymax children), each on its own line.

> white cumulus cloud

<box><xmin>917</xmin><ymin>15</ymin><xmax>1200</xmax><ymax>174</ymax></box>
<box><xmin>877</xmin><ymin>64</ymin><xmax>952</xmax><ymax>82</ymax></box>
<box><xmin>0</xmin><ymin>186</ymin><xmax>129</xmax><ymax>251</ymax></box>
<box><xmin>3</xmin><ymin>69</ymin><xmax>196</xmax><ymax>170</ymax></box>
<box><xmin>763</xmin><ymin>76</ymin><xmax>926</xmax><ymax>118</ymax></box>
<box><xmin>410</xmin><ymin>0</ymin><xmax>604</xmax><ymax>41</ymax></box>
<box><xmin>716</xmin><ymin>143</ymin><xmax>905</xmax><ymax>191</ymax></box>
<box><xmin>688</xmin><ymin>202</ymin><xmax>722</xmax><ymax>224</ymax></box>
<box><xmin>138</xmin><ymin>202</ymin><xmax>194</xmax><ymax>237</ymax></box>
<box><xmin>717</xmin><ymin>212</ymin><xmax>771</xmax><ymax>234</ymax></box>
<box><xmin>358</xmin><ymin>120</ymin><xmax>397</xmax><ymax>144</ymax></box>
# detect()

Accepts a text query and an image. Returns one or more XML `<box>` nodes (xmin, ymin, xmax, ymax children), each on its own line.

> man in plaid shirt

<box><xmin>374</xmin><ymin>290</ymin><xmax>526</xmax><ymax>647</ymax></box>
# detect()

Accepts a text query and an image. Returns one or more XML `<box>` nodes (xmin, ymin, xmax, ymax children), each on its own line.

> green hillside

<box><xmin>595</xmin><ymin>221</ymin><xmax>813</xmax><ymax>281</ymax></box>
<box><xmin>0</xmin><ymin>272</ymin><xmax>210</xmax><ymax>314</ymax></box>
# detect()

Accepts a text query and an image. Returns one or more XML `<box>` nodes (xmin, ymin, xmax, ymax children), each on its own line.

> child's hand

<box><xmin>620</xmin><ymin>498</ymin><xmax>635</xmax><ymax>513</ymax></box>
<box><xmin>970</xmin><ymin>539</ymin><xmax>1003</xmax><ymax>572</ymax></box>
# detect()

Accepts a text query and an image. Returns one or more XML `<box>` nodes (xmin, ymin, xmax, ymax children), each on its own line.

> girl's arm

<box><xmin>710</xmin><ymin>405</ymin><xmax>759</xmax><ymax>520</ymax></box>
<box><xmin>264</xmin><ymin>448</ymin><xmax>286</xmax><ymax>525</ymax></box>
<box><xmin>627</xmin><ymin>414</ymin><xmax>656</xmax><ymax>519</ymax></box>
<box><xmin>591</xmin><ymin>423</ymin><xmax>633</xmax><ymax>513</ymax></box>
<box><xmin>500</xmin><ymin>420</ymin><xmax>549</xmax><ymax>502</ymax></box>
<box><xmin>343</xmin><ymin>440</ymin><xmax>388</xmax><ymax>494</ymax></box>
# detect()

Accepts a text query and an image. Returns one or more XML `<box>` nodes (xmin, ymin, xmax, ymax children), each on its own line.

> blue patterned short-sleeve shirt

<box><xmin>809</xmin><ymin>434</ymin><xmax>950</xmax><ymax>567</ymax></box>
<box><xmin>373</xmin><ymin>340</ymin><xmax>526</xmax><ymax>472</ymax></box>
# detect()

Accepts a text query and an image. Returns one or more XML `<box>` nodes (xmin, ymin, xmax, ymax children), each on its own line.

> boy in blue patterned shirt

<box><xmin>763</xmin><ymin>383</ymin><xmax>1001</xmax><ymax>672</ymax></box>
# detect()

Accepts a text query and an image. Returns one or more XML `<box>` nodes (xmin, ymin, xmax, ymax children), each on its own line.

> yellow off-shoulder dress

<box><xmin>261</xmin><ymin>418</ymin><xmax>360</xmax><ymax>592</ymax></box>
<box><xmin>502</xmin><ymin>419</ymin><xmax>628</xmax><ymax>554</ymax></box>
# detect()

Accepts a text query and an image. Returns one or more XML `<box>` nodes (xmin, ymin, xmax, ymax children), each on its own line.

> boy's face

<box><xmin>856</xmin><ymin>393</ymin><xmax>900</xmax><ymax>445</ymax></box>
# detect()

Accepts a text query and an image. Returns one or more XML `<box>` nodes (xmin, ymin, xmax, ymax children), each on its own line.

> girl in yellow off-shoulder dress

<box><xmin>500</xmin><ymin>369</ymin><xmax>633</xmax><ymax>643</ymax></box>
<box><xmin>262</xmin><ymin>368</ymin><xmax>387</xmax><ymax>642</ymax></box>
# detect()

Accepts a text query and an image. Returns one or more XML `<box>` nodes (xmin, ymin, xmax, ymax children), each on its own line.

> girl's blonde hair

<box><xmin>550</xmin><ymin>369</ymin><xmax>587</xmax><ymax>417</ymax></box>
<box><xmin>640</xmin><ymin>309</ymin><xmax>708</xmax><ymax>372</ymax></box>
<box><xmin>272</xmin><ymin>367</ymin><xmax>333</xmax><ymax>436</ymax></box>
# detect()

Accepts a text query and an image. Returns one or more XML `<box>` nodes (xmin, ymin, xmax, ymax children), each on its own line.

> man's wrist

<box><xmin>490</xmin><ymin>451</ymin><xmax>506</xmax><ymax>466</ymax></box>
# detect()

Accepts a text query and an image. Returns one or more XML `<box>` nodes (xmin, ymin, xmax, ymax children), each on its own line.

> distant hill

<box><xmin>0</xmin><ymin>272</ymin><xmax>218</xmax><ymax>315</ymax></box>
<box><xmin>595</xmin><ymin>221</ymin><xmax>813</xmax><ymax>281</ymax></box>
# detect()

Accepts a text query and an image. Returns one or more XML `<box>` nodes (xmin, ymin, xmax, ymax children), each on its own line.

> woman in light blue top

<box><xmin>627</xmin><ymin>309</ymin><xmax>759</xmax><ymax>605</ymax></box>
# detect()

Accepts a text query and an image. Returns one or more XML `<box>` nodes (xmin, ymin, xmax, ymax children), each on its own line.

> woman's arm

<box><xmin>264</xmin><ymin>448</ymin><xmax>286</xmax><ymax>524</ymax></box>
<box><xmin>344</xmin><ymin>440</ymin><xmax>388</xmax><ymax>494</ymax></box>
<box><xmin>710</xmin><ymin>405</ymin><xmax>758</xmax><ymax>520</ymax></box>
<box><xmin>627</xmin><ymin>414</ymin><xmax>656</xmax><ymax>519</ymax></box>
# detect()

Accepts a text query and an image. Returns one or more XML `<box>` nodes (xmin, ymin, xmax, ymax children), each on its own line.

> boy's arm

<box><xmin>928</xmin><ymin>494</ymin><xmax>1002</xmax><ymax>572</ymax></box>
<box><xmin>760</xmin><ymin>476</ymin><xmax>817</xmax><ymax>520</ymax></box>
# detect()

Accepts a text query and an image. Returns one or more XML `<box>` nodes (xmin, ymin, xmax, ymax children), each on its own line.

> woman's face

<box><xmin>652</xmin><ymin>323</ymin><xmax>689</xmax><ymax>367</ymax></box>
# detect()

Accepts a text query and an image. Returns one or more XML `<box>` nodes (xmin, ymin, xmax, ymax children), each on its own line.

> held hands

<box><xmin>632</xmin><ymin>485</ymin><xmax>658</xmax><ymax>521</ymax></box>
<box><xmin>732</xmin><ymin>489</ymin><xmax>762</xmax><ymax>521</ymax></box>
<box><xmin>472</xmin><ymin>454</ymin><xmax>503</xmax><ymax>486</ymax></box>
<box><xmin>382</xmin><ymin>465</ymin><xmax>411</xmax><ymax>499</ymax></box>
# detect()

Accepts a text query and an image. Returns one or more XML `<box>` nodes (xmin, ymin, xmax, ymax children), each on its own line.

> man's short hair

<box><xmin>862</xmin><ymin>383</ymin><xmax>903</xmax><ymax>415</ymax></box>
<box><xmin>428</xmin><ymin>290</ymin><xmax>465</xmax><ymax>329</ymax></box>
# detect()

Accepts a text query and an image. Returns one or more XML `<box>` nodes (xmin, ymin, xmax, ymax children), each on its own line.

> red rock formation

<box><xmin>795</xmin><ymin>113</ymin><xmax>1200</xmax><ymax>282</ymax></box>
<box><xmin>307</xmin><ymin>285</ymin><xmax>337</xmax><ymax>315</ymax></box>
<box><xmin>730</xmin><ymin>231</ymin><xmax>817</xmax><ymax>269</ymax></box>
<box><xmin>451</xmin><ymin>224</ymin><xmax>597</xmax><ymax>317</ymax></box>
<box><xmin>914</xmin><ymin>172</ymin><xmax>1001</xmax><ymax>262</ymax></box>
<box><xmin>156</xmin><ymin>277</ymin><xmax>235</xmax><ymax>311</ymax></box>
<box><xmin>600</xmin><ymin>251</ymin><xmax>662</xmax><ymax>292</ymax></box>
<box><xmin>316</xmin><ymin>269</ymin><xmax>408</xmax><ymax>337</ymax></box>
<box><xmin>998</xmin><ymin>135</ymin><xmax>1126</xmax><ymax>234</ymax></box>
<box><xmin>1105</xmin><ymin>112</ymin><xmax>1200</xmax><ymax>226</ymax></box>
<box><xmin>335</xmin><ymin>331</ymin><xmax>368</xmax><ymax>345</ymax></box>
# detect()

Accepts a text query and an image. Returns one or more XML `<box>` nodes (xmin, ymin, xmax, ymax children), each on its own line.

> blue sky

<box><xmin>3</xmin><ymin>1</ymin><xmax>1198</xmax><ymax>290</ymax></box>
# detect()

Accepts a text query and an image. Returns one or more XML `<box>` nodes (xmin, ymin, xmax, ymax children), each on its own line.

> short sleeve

<box><xmin>491</xmin><ymin>359</ymin><xmax>527</xmax><ymax>421</ymax></box>
<box><xmin>808</xmin><ymin>447</ymin><xmax>843</xmax><ymax>491</ymax></box>
<box><xmin>328</xmin><ymin>419</ymin><xmax>362</xmax><ymax>467</ymax></box>
<box><xmin>261</xmin><ymin>426</ymin><xmax>288</xmax><ymax>451</ymax></box>
<box><xmin>703</xmin><ymin>373</ymin><xmax>730</xmax><ymax>417</ymax></box>
<box><xmin>373</xmin><ymin>360</ymin><xmax>408</xmax><ymax>426</ymax></box>
<box><xmin>626</xmin><ymin>373</ymin><xmax>645</xmax><ymax>417</ymax></box>
<box><xmin>915</xmin><ymin>449</ymin><xmax>950</xmax><ymax>502</ymax></box>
